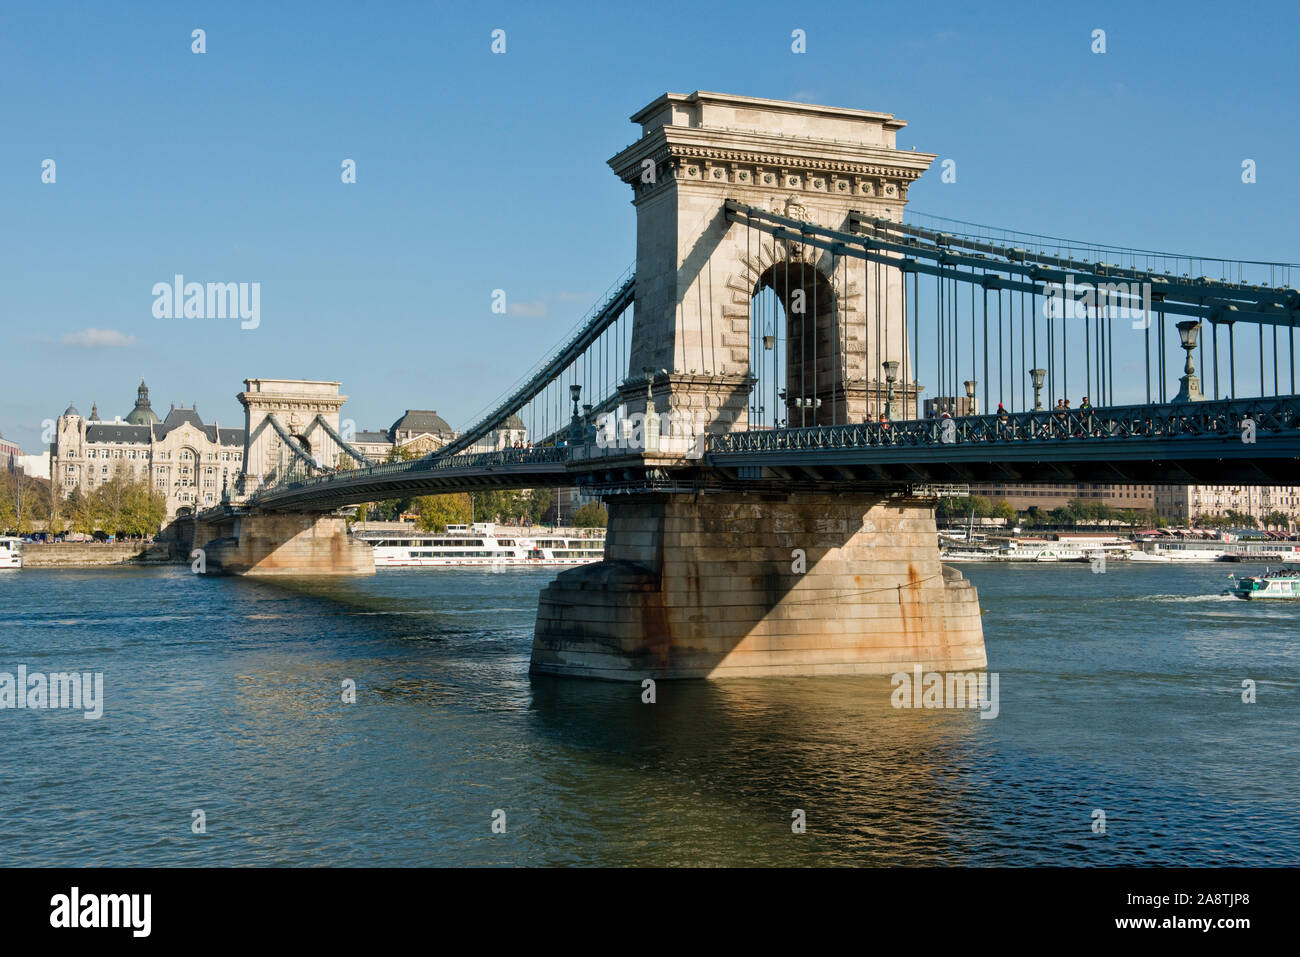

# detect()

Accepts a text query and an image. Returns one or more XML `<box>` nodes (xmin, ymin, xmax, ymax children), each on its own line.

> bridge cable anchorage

<box><xmin>429</xmin><ymin>270</ymin><xmax>634</xmax><ymax>461</ymax></box>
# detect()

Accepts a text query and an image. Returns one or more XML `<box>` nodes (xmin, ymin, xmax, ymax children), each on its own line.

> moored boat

<box><xmin>1129</xmin><ymin>540</ymin><xmax>1226</xmax><ymax>563</ymax></box>
<box><xmin>0</xmin><ymin>537</ymin><xmax>22</xmax><ymax>569</ymax></box>
<box><xmin>939</xmin><ymin>545</ymin><xmax>1001</xmax><ymax>562</ymax></box>
<box><xmin>354</xmin><ymin>522</ymin><xmax>605</xmax><ymax>567</ymax></box>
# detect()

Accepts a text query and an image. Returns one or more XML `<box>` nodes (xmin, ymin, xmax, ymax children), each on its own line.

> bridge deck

<box><xmin>245</xmin><ymin>395</ymin><xmax>1300</xmax><ymax>509</ymax></box>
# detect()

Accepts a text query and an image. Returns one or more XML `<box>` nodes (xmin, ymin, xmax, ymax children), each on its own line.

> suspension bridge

<box><xmin>192</xmin><ymin>91</ymin><xmax>1300</xmax><ymax>681</ymax></box>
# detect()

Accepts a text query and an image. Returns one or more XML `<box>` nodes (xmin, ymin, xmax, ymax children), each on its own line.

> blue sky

<box><xmin>3</xmin><ymin>0</ymin><xmax>1297</xmax><ymax>450</ymax></box>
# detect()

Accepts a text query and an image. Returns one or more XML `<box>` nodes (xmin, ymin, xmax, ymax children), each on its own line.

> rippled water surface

<box><xmin>1</xmin><ymin>562</ymin><xmax>1295</xmax><ymax>866</ymax></box>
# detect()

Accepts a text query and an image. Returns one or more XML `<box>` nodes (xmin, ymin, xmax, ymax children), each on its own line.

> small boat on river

<box><xmin>1227</xmin><ymin>569</ymin><xmax>1300</xmax><ymax>600</ymax></box>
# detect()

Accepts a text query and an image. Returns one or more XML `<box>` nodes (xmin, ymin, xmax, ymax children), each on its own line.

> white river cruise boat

<box><xmin>1128</xmin><ymin>539</ymin><xmax>1227</xmax><ymax>563</ymax></box>
<box><xmin>1217</xmin><ymin>540</ymin><xmax>1300</xmax><ymax>563</ymax></box>
<box><xmin>1130</xmin><ymin>538</ymin><xmax>1300</xmax><ymax>563</ymax></box>
<box><xmin>354</xmin><ymin>523</ymin><xmax>605</xmax><ymax>568</ymax></box>
<box><xmin>996</xmin><ymin>537</ymin><xmax>1130</xmax><ymax>563</ymax></box>
<box><xmin>1228</xmin><ymin>569</ymin><xmax>1300</xmax><ymax>600</ymax></box>
<box><xmin>0</xmin><ymin>537</ymin><xmax>22</xmax><ymax>569</ymax></box>
<box><xmin>941</xmin><ymin>536</ymin><xmax>1132</xmax><ymax>563</ymax></box>
<box><xmin>939</xmin><ymin>544</ymin><xmax>1002</xmax><ymax>562</ymax></box>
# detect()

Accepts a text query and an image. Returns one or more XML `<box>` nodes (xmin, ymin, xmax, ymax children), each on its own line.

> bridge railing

<box><xmin>708</xmin><ymin>395</ymin><xmax>1300</xmax><ymax>455</ymax></box>
<box><xmin>252</xmin><ymin>445</ymin><xmax>571</xmax><ymax>500</ymax></box>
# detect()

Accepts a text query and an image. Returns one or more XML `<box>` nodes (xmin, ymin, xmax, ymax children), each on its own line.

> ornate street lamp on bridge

<box><xmin>1029</xmin><ymin>368</ymin><xmax>1046</xmax><ymax>411</ymax></box>
<box><xmin>882</xmin><ymin>360</ymin><xmax>900</xmax><ymax>419</ymax></box>
<box><xmin>569</xmin><ymin>384</ymin><xmax>582</xmax><ymax>444</ymax></box>
<box><xmin>1173</xmin><ymin>320</ymin><xmax>1206</xmax><ymax>402</ymax></box>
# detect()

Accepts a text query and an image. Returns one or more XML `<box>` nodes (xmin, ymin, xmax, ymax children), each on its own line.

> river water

<box><xmin>1</xmin><ymin>561</ymin><xmax>1295</xmax><ymax>866</ymax></box>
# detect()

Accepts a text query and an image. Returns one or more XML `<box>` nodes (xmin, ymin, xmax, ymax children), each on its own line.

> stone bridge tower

<box><xmin>189</xmin><ymin>377</ymin><xmax>371</xmax><ymax>577</ymax></box>
<box><xmin>237</xmin><ymin>379</ymin><xmax>347</xmax><ymax>493</ymax></box>
<box><xmin>532</xmin><ymin>93</ymin><xmax>984</xmax><ymax>682</ymax></box>
<box><xmin>607</xmin><ymin>91</ymin><xmax>934</xmax><ymax>431</ymax></box>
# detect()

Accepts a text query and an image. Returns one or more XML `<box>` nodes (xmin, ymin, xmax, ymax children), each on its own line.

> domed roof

<box><xmin>125</xmin><ymin>407</ymin><xmax>161</xmax><ymax>425</ymax></box>
<box><xmin>389</xmin><ymin>410</ymin><xmax>454</xmax><ymax>437</ymax></box>
<box><xmin>124</xmin><ymin>378</ymin><xmax>161</xmax><ymax>425</ymax></box>
<box><xmin>64</xmin><ymin>403</ymin><xmax>80</xmax><ymax>417</ymax></box>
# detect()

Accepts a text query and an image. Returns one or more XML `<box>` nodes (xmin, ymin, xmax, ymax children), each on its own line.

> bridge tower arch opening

<box><xmin>749</xmin><ymin>253</ymin><xmax>843</xmax><ymax>429</ymax></box>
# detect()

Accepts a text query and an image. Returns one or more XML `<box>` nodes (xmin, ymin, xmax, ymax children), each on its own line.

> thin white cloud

<box><xmin>508</xmin><ymin>301</ymin><xmax>548</xmax><ymax>318</ymax></box>
<box><xmin>60</xmin><ymin>328</ymin><xmax>139</xmax><ymax>348</ymax></box>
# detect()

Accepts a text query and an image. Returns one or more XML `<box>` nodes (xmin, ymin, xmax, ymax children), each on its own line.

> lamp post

<box><xmin>1029</xmin><ymin>368</ymin><xmax>1046</xmax><ymax>411</ymax></box>
<box><xmin>1173</xmin><ymin>320</ymin><xmax>1205</xmax><ymax>402</ymax></box>
<box><xmin>882</xmin><ymin>360</ymin><xmax>900</xmax><ymax>419</ymax></box>
<box><xmin>963</xmin><ymin>379</ymin><xmax>978</xmax><ymax>416</ymax></box>
<box><xmin>569</xmin><ymin>384</ymin><xmax>582</xmax><ymax>445</ymax></box>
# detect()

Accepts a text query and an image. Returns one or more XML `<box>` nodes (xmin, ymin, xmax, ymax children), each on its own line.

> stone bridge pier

<box><xmin>191</xmin><ymin>506</ymin><xmax>374</xmax><ymax>576</ymax></box>
<box><xmin>530</xmin><ymin>492</ymin><xmax>984</xmax><ymax>679</ymax></box>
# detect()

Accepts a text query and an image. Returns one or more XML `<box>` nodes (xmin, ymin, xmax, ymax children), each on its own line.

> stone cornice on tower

<box><xmin>632</xmin><ymin>90</ymin><xmax>909</xmax><ymax>131</ymax></box>
<box><xmin>237</xmin><ymin>379</ymin><xmax>348</xmax><ymax>415</ymax></box>
<box><xmin>609</xmin><ymin>91</ymin><xmax>936</xmax><ymax>208</ymax></box>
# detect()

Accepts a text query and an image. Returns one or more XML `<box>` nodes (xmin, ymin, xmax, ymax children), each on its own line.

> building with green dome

<box><xmin>123</xmin><ymin>379</ymin><xmax>162</xmax><ymax>426</ymax></box>
<box><xmin>51</xmin><ymin>380</ymin><xmax>244</xmax><ymax>521</ymax></box>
